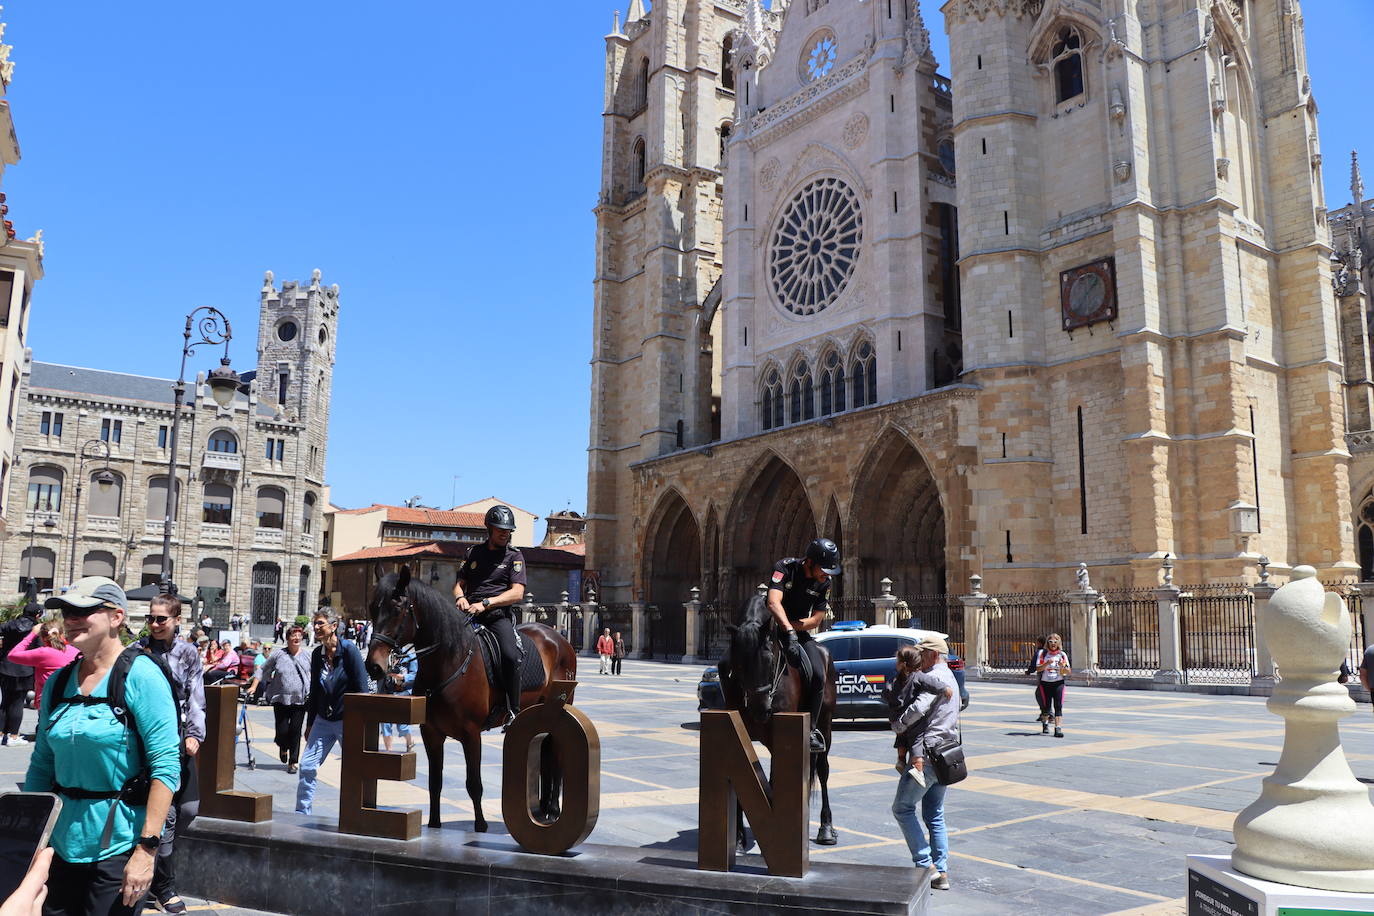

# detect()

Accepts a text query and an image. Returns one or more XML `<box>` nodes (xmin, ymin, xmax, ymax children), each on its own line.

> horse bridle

<box><xmin>371</xmin><ymin>590</ymin><xmax>476</xmax><ymax>698</ymax></box>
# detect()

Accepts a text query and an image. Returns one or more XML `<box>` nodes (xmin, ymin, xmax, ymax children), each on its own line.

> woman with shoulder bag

<box><xmin>262</xmin><ymin>626</ymin><xmax>312</xmax><ymax>773</ymax></box>
<box><xmin>23</xmin><ymin>577</ymin><xmax>180</xmax><ymax>916</ymax></box>
<box><xmin>294</xmin><ymin>609</ymin><xmax>368</xmax><ymax>814</ymax></box>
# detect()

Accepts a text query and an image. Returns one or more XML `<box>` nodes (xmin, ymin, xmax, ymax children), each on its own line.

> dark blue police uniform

<box><xmin>459</xmin><ymin>542</ymin><xmax>528</xmax><ymax>719</ymax></box>
<box><xmin>768</xmin><ymin>558</ymin><xmax>829</xmax><ymax>739</ymax></box>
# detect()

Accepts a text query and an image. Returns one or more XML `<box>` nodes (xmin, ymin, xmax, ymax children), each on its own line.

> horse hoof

<box><xmin>475</xmin><ymin>820</ymin><xmax>489</xmax><ymax>833</ymax></box>
<box><xmin>815</xmin><ymin>825</ymin><xmax>838</xmax><ymax>846</ymax></box>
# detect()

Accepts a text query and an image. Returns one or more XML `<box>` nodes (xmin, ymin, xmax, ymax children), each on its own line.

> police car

<box><xmin>697</xmin><ymin>622</ymin><xmax>969</xmax><ymax>719</ymax></box>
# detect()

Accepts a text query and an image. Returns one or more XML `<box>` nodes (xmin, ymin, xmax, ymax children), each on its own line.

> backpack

<box><xmin>44</xmin><ymin>645</ymin><xmax>187</xmax><ymax>817</ymax></box>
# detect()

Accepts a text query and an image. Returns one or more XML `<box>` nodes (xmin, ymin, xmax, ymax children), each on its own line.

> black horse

<box><xmin>718</xmin><ymin>594</ymin><xmax>838</xmax><ymax>848</ymax></box>
<box><xmin>365</xmin><ymin>566</ymin><xmax>579</xmax><ymax>830</ymax></box>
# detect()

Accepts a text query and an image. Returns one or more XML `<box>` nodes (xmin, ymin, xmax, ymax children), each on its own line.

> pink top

<box><xmin>6</xmin><ymin>629</ymin><xmax>79</xmax><ymax>709</ymax></box>
<box><xmin>211</xmin><ymin>649</ymin><xmax>240</xmax><ymax>671</ymax></box>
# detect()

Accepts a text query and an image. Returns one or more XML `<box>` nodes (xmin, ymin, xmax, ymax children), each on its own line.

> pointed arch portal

<box><xmin>645</xmin><ymin>490</ymin><xmax>701</xmax><ymax>608</ymax></box>
<box><xmin>726</xmin><ymin>455</ymin><xmax>818</xmax><ymax>608</ymax></box>
<box><xmin>851</xmin><ymin>431</ymin><xmax>946</xmax><ymax>597</ymax></box>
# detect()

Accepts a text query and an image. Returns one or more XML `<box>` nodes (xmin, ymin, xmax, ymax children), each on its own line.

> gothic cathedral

<box><xmin>587</xmin><ymin>0</ymin><xmax>1355</xmax><ymax>610</ymax></box>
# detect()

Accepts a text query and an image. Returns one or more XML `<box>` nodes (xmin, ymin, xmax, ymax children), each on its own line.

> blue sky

<box><xmin>2</xmin><ymin>1</ymin><xmax>1370</xmax><ymax>541</ymax></box>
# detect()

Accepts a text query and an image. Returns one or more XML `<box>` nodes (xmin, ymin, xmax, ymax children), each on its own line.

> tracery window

<box><xmin>633</xmin><ymin>138</ymin><xmax>647</xmax><ymax>190</ymax></box>
<box><xmin>788</xmin><ymin>360</ymin><xmax>815</xmax><ymax>424</ymax></box>
<box><xmin>636</xmin><ymin>57</ymin><xmax>650</xmax><ymax>109</ymax></box>
<box><xmin>1359</xmin><ymin>492</ymin><xmax>1374</xmax><ymax>580</ymax></box>
<box><xmin>761</xmin><ymin>368</ymin><xmax>784</xmax><ymax>431</ymax></box>
<box><xmin>820</xmin><ymin>350</ymin><xmax>845</xmax><ymax>415</ymax></box>
<box><xmin>851</xmin><ymin>341</ymin><xmax>877</xmax><ymax>408</ymax></box>
<box><xmin>719</xmin><ymin>123</ymin><xmax>731</xmax><ymax>162</ymax></box>
<box><xmin>1051</xmin><ymin>27</ymin><xmax>1085</xmax><ymax>103</ymax></box>
<box><xmin>768</xmin><ymin>177</ymin><xmax>863</xmax><ymax>316</ymax></box>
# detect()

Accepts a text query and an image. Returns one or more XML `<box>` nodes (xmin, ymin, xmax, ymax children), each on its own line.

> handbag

<box><xmin>927</xmin><ymin>739</ymin><xmax>968</xmax><ymax>786</ymax></box>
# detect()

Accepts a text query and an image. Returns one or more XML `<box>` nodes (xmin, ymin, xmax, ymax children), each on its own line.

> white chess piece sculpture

<box><xmin>1232</xmin><ymin>566</ymin><xmax>1374</xmax><ymax>892</ymax></box>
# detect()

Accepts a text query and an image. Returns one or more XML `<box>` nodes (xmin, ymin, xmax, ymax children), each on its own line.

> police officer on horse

<box><xmin>453</xmin><ymin>505</ymin><xmax>527</xmax><ymax>730</ymax></box>
<box><xmin>768</xmin><ymin>537</ymin><xmax>842</xmax><ymax>753</ymax></box>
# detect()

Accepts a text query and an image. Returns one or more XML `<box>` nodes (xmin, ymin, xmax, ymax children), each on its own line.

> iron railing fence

<box><xmin>985</xmin><ymin>592</ymin><xmax>1072</xmax><ymax>671</ymax></box>
<box><xmin>899</xmin><ymin>594</ymin><xmax>964</xmax><ymax>659</ymax></box>
<box><xmin>1094</xmin><ymin>589</ymin><xmax>1161</xmax><ymax>677</ymax></box>
<box><xmin>700</xmin><ymin>602</ymin><xmax>731</xmax><ymax>660</ymax></box>
<box><xmin>829</xmin><ymin>597</ymin><xmax>875</xmax><ymax>627</ymax></box>
<box><xmin>1178</xmin><ymin>585</ymin><xmax>1254</xmax><ymax>683</ymax></box>
<box><xmin>643</xmin><ymin>604</ymin><xmax>686</xmax><ymax>659</ymax></box>
<box><xmin>1323</xmin><ymin>586</ymin><xmax>1368</xmax><ymax>677</ymax></box>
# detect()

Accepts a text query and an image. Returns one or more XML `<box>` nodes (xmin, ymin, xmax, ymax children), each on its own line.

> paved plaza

<box><xmin>7</xmin><ymin>660</ymin><xmax>1374</xmax><ymax>914</ymax></box>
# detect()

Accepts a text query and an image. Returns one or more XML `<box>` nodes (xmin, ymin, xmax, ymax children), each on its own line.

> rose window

<box><xmin>768</xmin><ymin>177</ymin><xmax>863</xmax><ymax>315</ymax></box>
<box><xmin>805</xmin><ymin>33</ymin><xmax>837</xmax><ymax>81</ymax></box>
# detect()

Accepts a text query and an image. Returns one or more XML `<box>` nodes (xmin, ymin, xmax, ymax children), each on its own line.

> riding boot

<box><xmin>502</xmin><ymin>663</ymin><xmax>521</xmax><ymax>732</ymax></box>
<box><xmin>808</xmin><ymin>693</ymin><xmax>826</xmax><ymax>752</ymax></box>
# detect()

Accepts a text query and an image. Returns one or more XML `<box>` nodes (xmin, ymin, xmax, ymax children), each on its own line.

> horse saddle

<box><xmin>472</xmin><ymin>624</ymin><xmax>546</xmax><ymax>695</ymax></box>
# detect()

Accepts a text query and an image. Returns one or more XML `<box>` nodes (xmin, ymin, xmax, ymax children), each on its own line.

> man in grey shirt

<box><xmin>891</xmin><ymin>633</ymin><xmax>960</xmax><ymax>891</ymax></box>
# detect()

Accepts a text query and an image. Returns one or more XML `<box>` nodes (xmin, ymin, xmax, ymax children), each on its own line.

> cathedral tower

<box><xmin>943</xmin><ymin>0</ymin><xmax>1352</xmax><ymax>584</ymax></box>
<box><xmin>587</xmin><ymin>0</ymin><xmax>742</xmax><ymax>600</ymax></box>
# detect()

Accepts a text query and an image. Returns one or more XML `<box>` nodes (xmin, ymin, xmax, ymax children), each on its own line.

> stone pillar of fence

<box><xmin>573</xmin><ymin>592</ymin><xmax>596</xmax><ymax>658</ymax></box>
<box><xmin>521</xmin><ymin>592</ymin><xmax>536</xmax><ymax>626</ymax></box>
<box><xmin>960</xmin><ymin>574</ymin><xmax>991</xmax><ymax>676</ymax></box>
<box><xmin>683</xmin><ymin>586</ymin><xmax>700</xmax><ymax>664</ymax></box>
<box><xmin>872</xmin><ymin>577</ymin><xmax>897</xmax><ymax>628</ymax></box>
<box><xmin>628</xmin><ymin>601</ymin><xmax>646</xmax><ymax>660</ymax></box>
<box><xmin>1066</xmin><ymin>583</ymin><xmax>1101</xmax><ymax>679</ymax></box>
<box><xmin>1249</xmin><ymin>573</ymin><xmax>1278</xmax><ymax>689</ymax></box>
<box><xmin>580</xmin><ymin>594</ymin><xmax>597</xmax><ymax>654</ymax></box>
<box><xmin>1153</xmin><ymin>584</ymin><xmax>1184</xmax><ymax>684</ymax></box>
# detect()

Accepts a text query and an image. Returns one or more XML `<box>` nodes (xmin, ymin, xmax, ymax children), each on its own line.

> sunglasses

<box><xmin>59</xmin><ymin>605</ymin><xmax>106</xmax><ymax>620</ymax></box>
<box><xmin>149</xmin><ymin>615</ymin><xmax>178</xmax><ymax>625</ymax></box>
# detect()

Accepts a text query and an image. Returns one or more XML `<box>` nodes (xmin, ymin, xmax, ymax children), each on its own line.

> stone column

<box><xmin>521</xmin><ymin>592</ymin><xmax>536</xmax><ymax>626</ymax></box>
<box><xmin>1066</xmin><ymin>585</ymin><xmax>1102</xmax><ymax>679</ymax></box>
<box><xmin>682</xmin><ymin>586</ymin><xmax>700</xmax><ymax>664</ymax></box>
<box><xmin>1153</xmin><ymin>585</ymin><xmax>1183</xmax><ymax>685</ymax></box>
<box><xmin>960</xmin><ymin>574</ymin><xmax>991</xmax><ymax>676</ymax></box>
<box><xmin>871</xmin><ymin>577</ymin><xmax>897</xmax><ymax>628</ymax></box>
<box><xmin>575</xmin><ymin>592</ymin><xmax>598</xmax><ymax>658</ymax></box>
<box><xmin>629</xmin><ymin>601</ymin><xmax>646</xmax><ymax>660</ymax></box>
<box><xmin>1250</xmin><ymin>571</ymin><xmax>1279</xmax><ymax>690</ymax></box>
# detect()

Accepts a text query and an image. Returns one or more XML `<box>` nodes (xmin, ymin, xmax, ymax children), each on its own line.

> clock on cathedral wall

<box><xmin>1060</xmin><ymin>258</ymin><xmax>1118</xmax><ymax>330</ymax></box>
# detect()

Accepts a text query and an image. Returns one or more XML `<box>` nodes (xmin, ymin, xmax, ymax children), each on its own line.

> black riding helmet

<box><xmin>484</xmin><ymin>504</ymin><xmax>518</xmax><ymax>531</ymax></box>
<box><xmin>805</xmin><ymin>537</ymin><xmax>842</xmax><ymax>576</ymax></box>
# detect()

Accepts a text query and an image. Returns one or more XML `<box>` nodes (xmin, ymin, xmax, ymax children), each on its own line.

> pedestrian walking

<box><xmin>882</xmin><ymin>645</ymin><xmax>953</xmax><ymax>773</ymax></box>
<box><xmin>136</xmin><ymin>594</ymin><xmax>205</xmax><ymax>915</ymax></box>
<box><xmin>596</xmin><ymin>628</ymin><xmax>614</xmax><ymax>675</ymax></box>
<box><xmin>379</xmin><ymin>655</ymin><xmax>418</xmax><ymax>752</ymax></box>
<box><xmin>1025</xmin><ymin>635</ymin><xmax>1049</xmax><ymax>726</ymax></box>
<box><xmin>7</xmin><ymin>617</ymin><xmax>79</xmax><ymax>710</ymax></box>
<box><xmin>295</xmin><ymin>609</ymin><xmax>369</xmax><ymax>814</ymax></box>
<box><xmin>23</xmin><ymin>576</ymin><xmax>181</xmax><ymax>916</ymax></box>
<box><xmin>0</xmin><ymin>594</ymin><xmax>41</xmax><ymax>744</ymax></box>
<box><xmin>261</xmin><ymin>625</ymin><xmax>311</xmax><ymax>773</ymax></box>
<box><xmin>889</xmin><ymin>634</ymin><xmax>960</xmax><ymax>891</ymax></box>
<box><xmin>611</xmin><ymin>631</ymin><xmax>626</xmax><ymax>675</ymax></box>
<box><xmin>1036</xmin><ymin>632</ymin><xmax>1070</xmax><ymax>737</ymax></box>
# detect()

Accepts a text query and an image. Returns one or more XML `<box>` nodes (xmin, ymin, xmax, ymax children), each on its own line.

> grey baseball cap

<box><xmin>45</xmin><ymin>576</ymin><xmax>128</xmax><ymax>613</ymax></box>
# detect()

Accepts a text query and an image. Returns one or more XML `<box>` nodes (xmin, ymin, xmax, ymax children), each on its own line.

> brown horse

<box><xmin>365</xmin><ymin>566</ymin><xmax>578</xmax><ymax>831</ymax></box>
<box><xmin>718</xmin><ymin>593</ymin><xmax>839</xmax><ymax>849</ymax></box>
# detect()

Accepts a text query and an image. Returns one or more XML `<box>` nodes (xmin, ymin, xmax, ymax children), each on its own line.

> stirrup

<box><xmin>809</xmin><ymin>728</ymin><xmax>827</xmax><ymax>752</ymax></box>
<box><xmin>502</xmin><ymin>710</ymin><xmax>518</xmax><ymax>732</ymax></box>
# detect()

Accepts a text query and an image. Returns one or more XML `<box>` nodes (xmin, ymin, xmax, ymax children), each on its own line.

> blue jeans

<box><xmin>891</xmin><ymin>768</ymin><xmax>948</xmax><ymax>873</ymax></box>
<box><xmin>381</xmin><ymin>720</ymin><xmax>411</xmax><ymax>738</ymax></box>
<box><xmin>295</xmin><ymin>717</ymin><xmax>344</xmax><ymax>815</ymax></box>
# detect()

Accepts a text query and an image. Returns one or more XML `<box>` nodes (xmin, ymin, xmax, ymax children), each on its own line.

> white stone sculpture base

<box><xmin>1189</xmin><ymin>855</ymin><xmax>1374</xmax><ymax>916</ymax></box>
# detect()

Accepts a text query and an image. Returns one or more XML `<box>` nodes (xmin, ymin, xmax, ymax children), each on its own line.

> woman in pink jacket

<box><xmin>6</xmin><ymin>619</ymin><xmax>78</xmax><ymax>709</ymax></box>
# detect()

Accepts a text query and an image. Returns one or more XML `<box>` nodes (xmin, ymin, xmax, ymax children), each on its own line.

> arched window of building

<box><xmin>256</xmin><ymin>486</ymin><xmax>286</xmax><ymax>529</ymax></box>
<box><xmin>146</xmin><ymin>476</ymin><xmax>182</xmax><ymax>523</ymax></box>
<box><xmin>1358</xmin><ymin>492</ymin><xmax>1374</xmax><ymax>580</ymax></box>
<box><xmin>820</xmin><ymin>350</ymin><xmax>845</xmax><ymax>415</ymax></box>
<box><xmin>789</xmin><ymin>360</ymin><xmax>814</xmax><ymax>424</ymax></box>
<box><xmin>141</xmin><ymin>555</ymin><xmax>170</xmax><ymax>588</ymax></box>
<box><xmin>197</xmin><ymin>558</ymin><xmax>229</xmax><ymax>621</ymax></box>
<box><xmin>298</xmin><ymin>565</ymin><xmax>312</xmax><ymax>617</ymax></box>
<box><xmin>26</xmin><ymin>466</ymin><xmax>63</xmax><ymax>513</ymax></box>
<box><xmin>851</xmin><ymin>341</ymin><xmax>877</xmax><ymax>408</ymax></box>
<box><xmin>21</xmin><ymin>546</ymin><xmax>55</xmax><ymax>592</ymax></box>
<box><xmin>207</xmin><ymin>429</ymin><xmax>238</xmax><ymax>453</ymax></box>
<box><xmin>86</xmin><ymin>472</ymin><xmax>122</xmax><ymax>518</ymax></box>
<box><xmin>675</xmin><ymin>420</ymin><xmax>684</xmax><ymax>449</ymax></box>
<box><xmin>1051</xmin><ymin>26</ymin><xmax>1085</xmax><ymax>103</ymax></box>
<box><xmin>204</xmin><ymin>483</ymin><xmax>234</xmax><ymax>525</ymax></box>
<box><xmin>721</xmin><ymin>35</ymin><xmax>735</xmax><ymax>91</ymax></box>
<box><xmin>82</xmin><ymin>550</ymin><xmax>116</xmax><ymax>579</ymax></box>
<box><xmin>303</xmin><ymin>492</ymin><xmax>317</xmax><ymax>533</ymax></box>
<box><xmin>251</xmin><ymin>562</ymin><xmax>281</xmax><ymax>624</ymax></box>
<box><xmin>636</xmin><ymin>57</ymin><xmax>650</xmax><ymax>109</ymax></box>
<box><xmin>761</xmin><ymin>368</ymin><xmax>783</xmax><ymax>430</ymax></box>
<box><xmin>633</xmin><ymin>138</ymin><xmax>647</xmax><ymax>190</ymax></box>
<box><xmin>719</xmin><ymin>122</ymin><xmax>731</xmax><ymax>162</ymax></box>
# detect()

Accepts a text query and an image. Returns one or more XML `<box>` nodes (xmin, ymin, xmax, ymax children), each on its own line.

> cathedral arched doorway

<box><xmin>850</xmin><ymin>430</ymin><xmax>946</xmax><ymax>598</ymax></box>
<box><xmin>725</xmin><ymin>453</ymin><xmax>818</xmax><ymax>608</ymax></box>
<box><xmin>643</xmin><ymin>489</ymin><xmax>699</xmax><ymax>658</ymax></box>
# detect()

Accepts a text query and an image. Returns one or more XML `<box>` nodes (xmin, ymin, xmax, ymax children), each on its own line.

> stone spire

<box><xmin>608</xmin><ymin>9</ymin><xmax>625</xmax><ymax>38</ymax></box>
<box><xmin>1353</xmin><ymin>150</ymin><xmax>1365</xmax><ymax>207</ymax></box>
<box><xmin>903</xmin><ymin>0</ymin><xmax>936</xmax><ymax>66</ymax></box>
<box><xmin>627</xmin><ymin>0</ymin><xmax>646</xmax><ymax>22</ymax></box>
<box><xmin>736</xmin><ymin>0</ymin><xmax>777</xmax><ymax>68</ymax></box>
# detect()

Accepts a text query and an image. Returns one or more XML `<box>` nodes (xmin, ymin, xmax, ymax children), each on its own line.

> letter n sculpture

<box><xmin>698</xmin><ymin>710</ymin><xmax>809</xmax><ymax>877</ymax></box>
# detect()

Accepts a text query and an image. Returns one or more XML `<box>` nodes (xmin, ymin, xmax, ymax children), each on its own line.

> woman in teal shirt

<box><xmin>23</xmin><ymin>577</ymin><xmax>180</xmax><ymax>916</ymax></box>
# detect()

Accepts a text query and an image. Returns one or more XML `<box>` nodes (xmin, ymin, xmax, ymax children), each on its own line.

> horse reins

<box><xmin>373</xmin><ymin>593</ymin><xmax>476</xmax><ymax>699</ymax></box>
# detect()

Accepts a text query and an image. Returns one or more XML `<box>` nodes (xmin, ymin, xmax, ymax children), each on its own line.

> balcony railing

<box><xmin>299</xmin><ymin>532</ymin><xmax>316</xmax><ymax>554</ymax></box>
<box><xmin>85</xmin><ymin>515</ymin><xmax>121</xmax><ymax>536</ymax></box>
<box><xmin>145</xmin><ymin>520</ymin><xmax>173</xmax><ymax>536</ymax></box>
<box><xmin>254</xmin><ymin>527</ymin><xmax>284</xmax><ymax>549</ymax></box>
<box><xmin>200</xmin><ymin>523</ymin><xmax>233</xmax><ymax>544</ymax></box>
<box><xmin>202</xmin><ymin>451</ymin><xmax>242</xmax><ymax>471</ymax></box>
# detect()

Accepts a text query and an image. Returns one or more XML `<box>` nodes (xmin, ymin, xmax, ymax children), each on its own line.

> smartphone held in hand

<box><xmin>0</xmin><ymin>791</ymin><xmax>60</xmax><ymax>898</ymax></box>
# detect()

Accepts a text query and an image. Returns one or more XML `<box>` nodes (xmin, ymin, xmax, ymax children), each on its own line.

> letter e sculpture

<box><xmin>339</xmin><ymin>693</ymin><xmax>428</xmax><ymax>840</ymax></box>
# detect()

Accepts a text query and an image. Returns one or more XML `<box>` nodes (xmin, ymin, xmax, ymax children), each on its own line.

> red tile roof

<box><xmin>332</xmin><ymin>540</ymin><xmax>585</xmax><ymax>568</ymax></box>
<box><xmin>331</xmin><ymin>504</ymin><xmax>485</xmax><ymax>528</ymax></box>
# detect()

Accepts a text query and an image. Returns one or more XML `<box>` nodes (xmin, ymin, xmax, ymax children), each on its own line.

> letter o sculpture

<box><xmin>501</xmin><ymin>680</ymin><xmax>600</xmax><ymax>855</ymax></box>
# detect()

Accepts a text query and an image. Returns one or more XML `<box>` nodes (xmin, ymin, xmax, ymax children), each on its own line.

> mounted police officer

<box><xmin>768</xmin><ymin>537</ymin><xmax>841</xmax><ymax>753</ymax></box>
<box><xmin>453</xmin><ymin>505</ymin><xmax>527</xmax><ymax>730</ymax></box>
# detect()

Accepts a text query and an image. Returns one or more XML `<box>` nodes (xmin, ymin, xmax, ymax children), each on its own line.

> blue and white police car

<box><xmin>697</xmin><ymin>621</ymin><xmax>969</xmax><ymax>719</ymax></box>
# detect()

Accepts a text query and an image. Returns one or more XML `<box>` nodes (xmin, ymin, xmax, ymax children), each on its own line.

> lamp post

<box><xmin>160</xmin><ymin>307</ymin><xmax>240</xmax><ymax>594</ymax></box>
<box><xmin>24</xmin><ymin>515</ymin><xmax>56</xmax><ymax>591</ymax></box>
<box><xmin>68</xmin><ymin>438</ymin><xmax>115</xmax><ymax>584</ymax></box>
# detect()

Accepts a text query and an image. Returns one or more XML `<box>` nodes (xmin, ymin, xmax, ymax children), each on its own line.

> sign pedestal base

<box><xmin>1188</xmin><ymin>855</ymin><xmax>1374</xmax><ymax>916</ymax></box>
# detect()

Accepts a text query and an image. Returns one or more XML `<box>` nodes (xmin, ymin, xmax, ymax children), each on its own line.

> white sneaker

<box><xmin>5</xmin><ymin>736</ymin><xmax>27</xmax><ymax>746</ymax></box>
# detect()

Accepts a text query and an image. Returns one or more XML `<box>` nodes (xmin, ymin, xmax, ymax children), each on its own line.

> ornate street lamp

<box><xmin>68</xmin><ymin>438</ymin><xmax>115</xmax><ymax>583</ymax></box>
<box><xmin>160</xmin><ymin>308</ymin><xmax>240</xmax><ymax>594</ymax></box>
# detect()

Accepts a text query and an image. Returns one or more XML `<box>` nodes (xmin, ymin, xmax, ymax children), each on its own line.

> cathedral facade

<box><xmin>588</xmin><ymin>0</ymin><xmax>1355</xmax><ymax>612</ymax></box>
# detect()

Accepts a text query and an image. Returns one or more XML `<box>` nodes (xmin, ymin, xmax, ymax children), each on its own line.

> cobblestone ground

<box><xmin>7</xmin><ymin>660</ymin><xmax>1373</xmax><ymax>914</ymax></box>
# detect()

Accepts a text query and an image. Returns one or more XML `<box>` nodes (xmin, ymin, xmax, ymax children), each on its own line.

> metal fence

<box><xmin>985</xmin><ymin>592</ymin><xmax>1072</xmax><ymax>671</ymax></box>
<box><xmin>1096</xmin><ymin>589</ymin><xmax>1161</xmax><ymax>678</ymax></box>
<box><xmin>901</xmin><ymin>594</ymin><xmax>965</xmax><ymax>659</ymax></box>
<box><xmin>642</xmin><ymin>604</ymin><xmax>686</xmax><ymax>659</ymax></box>
<box><xmin>829</xmin><ymin>596</ymin><xmax>875</xmax><ymax>627</ymax></box>
<box><xmin>1178</xmin><ymin>585</ymin><xmax>1255</xmax><ymax>683</ymax></box>
<box><xmin>1332</xmin><ymin>587</ymin><xmax>1367</xmax><ymax>675</ymax></box>
<box><xmin>700</xmin><ymin>602</ymin><xmax>731</xmax><ymax>661</ymax></box>
<box><xmin>597</xmin><ymin>603</ymin><xmax>634</xmax><ymax>654</ymax></box>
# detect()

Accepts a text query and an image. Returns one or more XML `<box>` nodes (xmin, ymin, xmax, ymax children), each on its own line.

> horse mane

<box><xmin>374</xmin><ymin>571</ymin><xmax>475</xmax><ymax>655</ymax></box>
<box><xmin>728</xmin><ymin>593</ymin><xmax>775</xmax><ymax>678</ymax></box>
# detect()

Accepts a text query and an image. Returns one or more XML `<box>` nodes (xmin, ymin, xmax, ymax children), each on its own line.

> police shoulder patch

<box><xmin>513</xmin><ymin>561</ymin><xmax>523</xmax><ymax>573</ymax></box>
<box><xmin>771</xmin><ymin>570</ymin><xmax>784</xmax><ymax>583</ymax></box>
